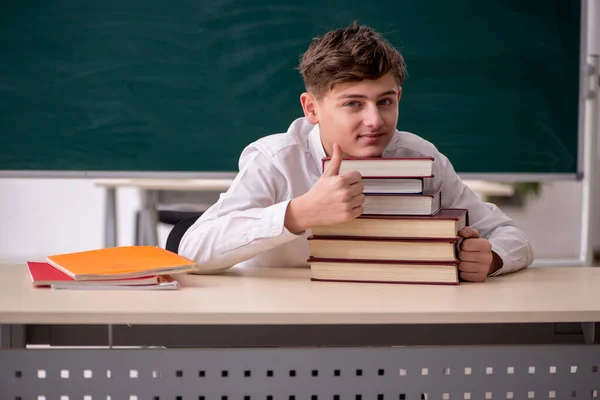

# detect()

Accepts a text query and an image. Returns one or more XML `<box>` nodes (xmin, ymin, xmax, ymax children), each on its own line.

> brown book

<box><xmin>308</xmin><ymin>258</ymin><xmax>459</xmax><ymax>285</ymax></box>
<box><xmin>322</xmin><ymin>157</ymin><xmax>434</xmax><ymax>178</ymax></box>
<box><xmin>307</xmin><ymin>236</ymin><xmax>458</xmax><ymax>262</ymax></box>
<box><xmin>363</xmin><ymin>189</ymin><xmax>441</xmax><ymax>215</ymax></box>
<box><xmin>311</xmin><ymin>208</ymin><xmax>468</xmax><ymax>239</ymax></box>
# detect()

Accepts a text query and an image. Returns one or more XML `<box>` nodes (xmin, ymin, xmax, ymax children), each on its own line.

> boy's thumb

<box><xmin>323</xmin><ymin>143</ymin><xmax>343</xmax><ymax>176</ymax></box>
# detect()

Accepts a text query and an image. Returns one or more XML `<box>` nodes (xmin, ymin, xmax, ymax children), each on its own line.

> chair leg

<box><xmin>139</xmin><ymin>190</ymin><xmax>159</xmax><ymax>246</ymax></box>
<box><xmin>134</xmin><ymin>211</ymin><xmax>141</xmax><ymax>246</ymax></box>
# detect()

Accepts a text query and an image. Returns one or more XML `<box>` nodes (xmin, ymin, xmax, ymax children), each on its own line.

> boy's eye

<box><xmin>345</xmin><ymin>101</ymin><xmax>360</xmax><ymax>107</ymax></box>
<box><xmin>378</xmin><ymin>98</ymin><xmax>393</xmax><ymax>105</ymax></box>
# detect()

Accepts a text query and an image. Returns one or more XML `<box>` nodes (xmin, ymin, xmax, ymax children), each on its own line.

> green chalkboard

<box><xmin>0</xmin><ymin>0</ymin><xmax>581</xmax><ymax>175</ymax></box>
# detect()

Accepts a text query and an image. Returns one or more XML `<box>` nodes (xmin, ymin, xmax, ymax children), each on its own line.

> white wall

<box><xmin>0</xmin><ymin>179</ymin><xmax>142</xmax><ymax>263</ymax></box>
<box><xmin>501</xmin><ymin>181</ymin><xmax>584</xmax><ymax>260</ymax></box>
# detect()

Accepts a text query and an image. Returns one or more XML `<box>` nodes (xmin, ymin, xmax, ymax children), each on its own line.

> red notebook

<box><xmin>26</xmin><ymin>261</ymin><xmax>165</xmax><ymax>287</ymax></box>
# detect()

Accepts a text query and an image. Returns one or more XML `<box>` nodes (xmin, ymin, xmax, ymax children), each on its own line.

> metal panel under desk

<box><xmin>1</xmin><ymin>345</ymin><xmax>599</xmax><ymax>399</ymax></box>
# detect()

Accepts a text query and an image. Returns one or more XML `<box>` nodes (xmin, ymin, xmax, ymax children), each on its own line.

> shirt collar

<box><xmin>307</xmin><ymin>123</ymin><xmax>327</xmax><ymax>174</ymax></box>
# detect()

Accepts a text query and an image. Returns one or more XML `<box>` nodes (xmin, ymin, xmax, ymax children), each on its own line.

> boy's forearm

<box><xmin>487</xmin><ymin>227</ymin><xmax>534</xmax><ymax>276</ymax></box>
<box><xmin>179</xmin><ymin>201</ymin><xmax>302</xmax><ymax>273</ymax></box>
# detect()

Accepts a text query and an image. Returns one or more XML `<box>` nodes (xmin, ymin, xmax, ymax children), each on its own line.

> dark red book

<box><xmin>307</xmin><ymin>236</ymin><xmax>459</xmax><ymax>262</ymax></box>
<box><xmin>308</xmin><ymin>257</ymin><xmax>459</xmax><ymax>285</ymax></box>
<box><xmin>321</xmin><ymin>156</ymin><xmax>434</xmax><ymax>178</ymax></box>
<box><xmin>311</xmin><ymin>208</ymin><xmax>468</xmax><ymax>239</ymax></box>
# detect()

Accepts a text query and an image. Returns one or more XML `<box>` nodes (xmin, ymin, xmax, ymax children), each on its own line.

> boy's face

<box><xmin>301</xmin><ymin>71</ymin><xmax>402</xmax><ymax>158</ymax></box>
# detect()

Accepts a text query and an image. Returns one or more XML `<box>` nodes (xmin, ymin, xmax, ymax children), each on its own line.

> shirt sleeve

<box><xmin>178</xmin><ymin>146</ymin><xmax>304</xmax><ymax>274</ymax></box>
<box><xmin>433</xmin><ymin>151</ymin><xmax>535</xmax><ymax>276</ymax></box>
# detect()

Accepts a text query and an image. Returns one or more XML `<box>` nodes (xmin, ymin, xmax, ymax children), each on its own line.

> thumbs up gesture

<box><xmin>285</xmin><ymin>143</ymin><xmax>365</xmax><ymax>233</ymax></box>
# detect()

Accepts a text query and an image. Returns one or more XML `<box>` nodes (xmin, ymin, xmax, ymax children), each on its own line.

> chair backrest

<box><xmin>165</xmin><ymin>215</ymin><xmax>201</xmax><ymax>254</ymax></box>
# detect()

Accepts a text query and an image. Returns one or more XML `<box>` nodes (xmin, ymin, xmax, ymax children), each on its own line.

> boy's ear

<box><xmin>397</xmin><ymin>87</ymin><xmax>403</xmax><ymax>101</ymax></box>
<box><xmin>300</xmin><ymin>92</ymin><xmax>319</xmax><ymax>124</ymax></box>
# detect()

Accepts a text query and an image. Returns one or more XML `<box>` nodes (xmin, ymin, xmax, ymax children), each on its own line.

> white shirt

<box><xmin>179</xmin><ymin>117</ymin><xmax>534</xmax><ymax>275</ymax></box>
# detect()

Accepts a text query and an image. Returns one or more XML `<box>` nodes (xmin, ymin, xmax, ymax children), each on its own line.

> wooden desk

<box><xmin>1</xmin><ymin>264</ymin><xmax>599</xmax><ymax>325</ymax></box>
<box><xmin>94</xmin><ymin>178</ymin><xmax>513</xmax><ymax>248</ymax></box>
<box><xmin>1</xmin><ymin>264</ymin><xmax>599</xmax><ymax>398</ymax></box>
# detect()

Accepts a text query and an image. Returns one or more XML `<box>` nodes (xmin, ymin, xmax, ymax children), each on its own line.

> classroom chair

<box><xmin>165</xmin><ymin>215</ymin><xmax>201</xmax><ymax>254</ymax></box>
<box><xmin>135</xmin><ymin>210</ymin><xmax>203</xmax><ymax>246</ymax></box>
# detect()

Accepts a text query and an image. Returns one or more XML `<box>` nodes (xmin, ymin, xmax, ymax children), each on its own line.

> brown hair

<box><xmin>298</xmin><ymin>23</ymin><xmax>407</xmax><ymax>98</ymax></box>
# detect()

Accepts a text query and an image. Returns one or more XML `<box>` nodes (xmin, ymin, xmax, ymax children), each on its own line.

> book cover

<box><xmin>46</xmin><ymin>246</ymin><xmax>199</xmax><ymax>280</ymax></box>
<box><xmin>308</xmin><ymin>258</ymin><xmax>459</xmax><ymax>285</ymax></box>
<box><xmin>363</xmin><ymin>189</ymin><xmax>441</xmax><ymax>216</ymax></box>
<box><xmin>321</xmin><ymin>157</ymin><xmax>434</xmax><ymax>178</ymax></box>
<box><xmin>362</xmin><ymin>176</ymin><xmax>431</xmax><ymax>194</ymax></box>
<box><xmin>356</xmin><ymin>208</ymin><xmax>467</xmax><ymax>222</ymax></box>
<box><xmin>307</xmin><ymin>236</ymin><xmax>459</xmax><ymax>262</ymax></box>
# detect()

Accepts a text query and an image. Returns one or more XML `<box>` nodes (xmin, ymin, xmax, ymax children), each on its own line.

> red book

<box><xmin>26</xmin><ymin>261</ymin><xmax>165</xmax><ymax>287</ymax></box>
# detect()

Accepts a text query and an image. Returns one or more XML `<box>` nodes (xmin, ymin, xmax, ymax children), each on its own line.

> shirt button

<box><xmin>271</xmin><ymin>226</ymin><xmax>278</xmax><ymax>234</ymax></box>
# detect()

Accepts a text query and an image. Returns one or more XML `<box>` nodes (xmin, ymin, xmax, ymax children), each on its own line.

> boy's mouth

<box><xmin>358</xmin><ymin>132</ymin><xmax>384</xmax><ymax>144</ymax></box>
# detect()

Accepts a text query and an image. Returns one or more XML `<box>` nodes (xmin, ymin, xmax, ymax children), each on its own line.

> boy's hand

<box><xmin>457</xmin><ymin>227</ymin><xmax>501</xmax><ymax>282</ymax></box>
<box><xmin>285</xmin><ymin>143</ymin><xmax>364</xmax><ymax>233</ymax></box>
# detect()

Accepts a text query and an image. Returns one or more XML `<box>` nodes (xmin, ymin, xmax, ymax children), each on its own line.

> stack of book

<box><xmin>308</xmin><ymin>157</ymin><xmax>468</xmax><ymax>285</ymax></box>
<box><xmin>26</xmin><ymin>246</ymin><xmax>200</xmax><ymax>290</ymax></box>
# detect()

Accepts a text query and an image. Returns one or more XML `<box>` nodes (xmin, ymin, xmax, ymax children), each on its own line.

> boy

<box><xmin>179</xmin><ymin>24</ymin><xmax>534</xmax><ymax>282</ymax></box>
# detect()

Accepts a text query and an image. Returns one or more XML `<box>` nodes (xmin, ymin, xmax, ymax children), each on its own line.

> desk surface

<box><xmin>0</xmin><ymin>264</ymin><xmax>599</xmax><ymax>325</ymax></box>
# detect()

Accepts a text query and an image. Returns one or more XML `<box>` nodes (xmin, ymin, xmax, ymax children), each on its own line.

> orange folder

<box><xmin>46</xmin><ymin>246</ymin><xmax>199</xmax><ymax>280</ymax></box>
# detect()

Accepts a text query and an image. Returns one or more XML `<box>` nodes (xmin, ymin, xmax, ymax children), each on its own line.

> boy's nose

<box><xmin>363</xmin><ymin>106</ymin><xmax>383</xmax><ymax>129</ymax></box>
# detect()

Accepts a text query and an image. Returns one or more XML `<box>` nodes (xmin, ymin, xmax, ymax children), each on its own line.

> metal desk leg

<box><xmin>139</xmin><ymin>189</ymin><xmax>159</xmax><ymax>246</ymax></box>
<box><xmin>104</xmin><ymin>187</ymin><xmax>118</xmax><ymax>247</ymax></box>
